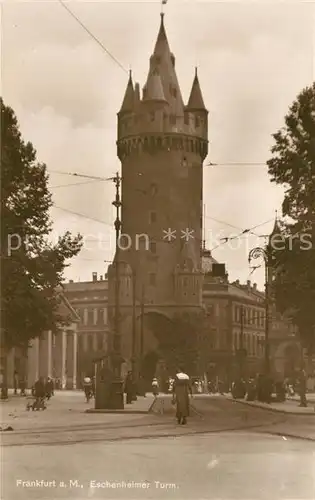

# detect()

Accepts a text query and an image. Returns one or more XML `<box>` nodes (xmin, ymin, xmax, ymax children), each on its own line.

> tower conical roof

<box><xmin>143</xmin><ymin>67</ymin><xmax>167</xmax><ymax>103</ymax></box>
<box><xmin>269</xmin><ymin>212</ymin><xmax>282</xmax><ymax>240</ymax></box>
<box><xmin>134</xmin><ymin>82</ymin><xmax>140</xmax><ymax>106</ymax></box>
<box><xmin>119</xmin><ymin>71</ymin><xmax>134</xmax><ymax>114</ymax></box>
<box><xmin>146</xmin><ymin>13</ymin><xmax>184</xmax><ymax>114</ymax></box>
<box><xmin>187</xmin><ymin>68</ymin><xmax>207</xmax><ymax>111</ymax></box>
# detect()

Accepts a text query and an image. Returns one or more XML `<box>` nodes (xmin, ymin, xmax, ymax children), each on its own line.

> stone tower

<box><xmin>108</xmin><ymin>13</ymin><xmax>209</xmax><ymax>370</ymax></box>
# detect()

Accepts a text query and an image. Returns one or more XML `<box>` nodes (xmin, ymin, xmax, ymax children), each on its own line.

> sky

<box><xmin>2</xmin><ymin>0</ymin><xmax>315</xmax><ymax>289</ymax></box>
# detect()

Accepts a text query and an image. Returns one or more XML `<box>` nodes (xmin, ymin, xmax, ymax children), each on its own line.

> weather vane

<box><xmin>161</xmin><ymin>0</ymin><xmax>168</xmax><ymax>15</ymax></box>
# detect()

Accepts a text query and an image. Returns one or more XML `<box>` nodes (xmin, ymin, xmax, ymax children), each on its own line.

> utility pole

<box><xmin>112</xmin><ymin>172</ymin><xmax>122</xmax><ymax>378</ymax></box>
<box><xmin>264</xmin><ymin>261</ymin><xmax>270</xmax><ymax>375</ymax></box>
<box><xmin>139</xmin><ymin>285</ymin><xmax>145</xmax><ymax>379</ymax></box>
<box><xmin>131</xmin><ymin>270</ymin><xmax>137</xmax><ymax>400</ymax></box>
<box><xmin>249</xmin><ymin>246</ymin><xmax>270</xmax><ymax>375</ymax></box>
<box><xmin>239</xmin><ymin>305</ymin><xmax>245</xmax><ymax>379</ymax></box>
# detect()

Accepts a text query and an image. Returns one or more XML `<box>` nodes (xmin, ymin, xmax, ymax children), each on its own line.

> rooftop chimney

<box><xmin>247</xmin><ymin>280</ymin><xmax>251</xmax><ymax>287</ymax></box>
<box><xmin>235</xmin><ymin>279</ymin><xmax>240</xmax><ymax>285</ymax></box>
<box><xmin>69</xmin><ymin>279</ymin><xmax>74</xmax><ymax>283</ymax></box>
<box><xmin>253</xmin><ymin>283</ymin><xmax>257</xmax><ymax>290</ymax></box>
<box><xmin>92</xmin><ymin>272</ymin><xmax>97</xmax><ymax>282</ymax></box>
<box><xmin>99</xmin><ymin>275</ymin><xmax>103</xmax><ymax>281</ymax></box>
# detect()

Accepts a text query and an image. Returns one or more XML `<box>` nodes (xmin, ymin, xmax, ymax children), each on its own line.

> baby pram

<box><xmin>26</xmin><ymin>395</ymin><xmax>47</xmax><ymax>411</ymax></box>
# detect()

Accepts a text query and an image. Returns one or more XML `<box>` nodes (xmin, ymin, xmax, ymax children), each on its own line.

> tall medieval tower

<box><xmin>108</xmin><ymin>13</ymin><xmax>208</xmax><ymax>372</ymax></box>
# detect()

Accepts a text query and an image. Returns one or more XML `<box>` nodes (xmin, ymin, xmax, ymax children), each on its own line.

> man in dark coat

<box><xmin>34</xmin><ymin>377</ymin><xmax>46</xmax><ymax>399</ymax></box>
<box><xmin>125</xmin><ymin>371</ymin><xmax>133</xmax><ymax>404</ymax></box>
<box><xmin>172</xmin><ymin>367</ymin><xmax>192</xmax><ymax>425</ymax></box>
<box><xmin>45</xmin><ymin>377</ymin><xmax>54</xmax><ymax>399</ymax></box>
<box><xmin>13</xmin><ymin>370</ymin><xmax>18</xmax><ymax>394</ymax></box>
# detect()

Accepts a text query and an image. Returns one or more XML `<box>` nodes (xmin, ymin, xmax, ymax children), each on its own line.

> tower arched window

<box><xmin>149</xmin><ymin>211</ymin><xmax>157</xmax><ymax>224</ymax></box>
<box><xmin>150</xmin><ymin>241</ymin><xmax>157</xmax><ymax>254</ymax></box>
<box><xmin>150</xmin><ymin>183</ymin><xmax>158</xmax><ymax>195</ymax></box>
<box><xmin>195</xmin><ymin>116</ymin><xmax>200</xmax><ymax>127</ymax></box>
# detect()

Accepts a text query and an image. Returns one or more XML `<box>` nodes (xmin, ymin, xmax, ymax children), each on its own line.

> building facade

<box><xmin>63</xmin><ymin>272</ymin><xmax>110</xmax><ymax>386</ymax></box>
<box><xmin>201</xmin><ymin>247</ymin><xmax>303</xmax><ymax>382</ymax></box>
<box><xmin>4</xmin><ymin>294</ymin><xmax>79</xmax><ymax>389</ymax></box>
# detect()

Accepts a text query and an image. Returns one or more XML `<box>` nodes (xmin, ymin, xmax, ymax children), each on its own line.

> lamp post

<box><xmin>248</xmin><ymin>246</ymin><xmax>270</xmax><ymax>375</ymax></box>
<box><xmin>112</xmin><ymin>172</ymin><xmax>122</xmax><ymax>377</ymax></box>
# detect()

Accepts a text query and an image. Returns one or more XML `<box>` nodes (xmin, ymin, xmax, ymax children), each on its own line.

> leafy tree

<box><xmin>267</xmin><ymin>83</ymin><xmax>315</xmax><ymax>357</ymax></box>
<box><xmin>1</xmin><ymin>99</ymin><xmax>82</xmax><ymax>394</ymax></box>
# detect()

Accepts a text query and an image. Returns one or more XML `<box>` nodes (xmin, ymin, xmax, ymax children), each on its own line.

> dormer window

<box><xmin>169</xmin><ymin>84</ymin><xmax>177</xmax><ymax>98</ymax></box>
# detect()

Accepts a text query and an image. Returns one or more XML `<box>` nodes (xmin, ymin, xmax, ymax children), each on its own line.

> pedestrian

<box><xmin>298</xmin><ymin>369</ymin><xmax>307</xmax><ymax>407</ymax></box>
<box><xmin>125</xmin><ymin>371</ymin><xmax>133</xmax><ymax>404</ymax></box>
<box><xmin>45</xmin><ymin>377</ymin><xmax>54</xmax><ymax>400</ymax></box>
<box><xmin>83</xmin><ymin>376</ymin><xmax>93</xmax><ymax>402</ymax></box>
<box><xmin>13</xmin><ymin>370</ymin><xmax>18</xmax><ymax>394</ymax></box>
<box><xmin>172</xmin><ymin>367</ymin><xmax>192</xmax><ymax>425</ymax></box>
<box><xmin>152</xmin><ymin>377</ymin><xmax>159</xmax><ymax>397</ymax></box>
<box><xmin>34</xmin><ymin>377</ymin><xmax>46</xmax><ymax>399</ymax></box>
<box><xmin>19</xmin><ymin>376</ymin><xmax>26</xmax><ymax>396</ymax></box>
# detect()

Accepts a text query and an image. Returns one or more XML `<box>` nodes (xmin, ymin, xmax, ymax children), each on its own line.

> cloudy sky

<box><xmin>2</xmin><ymin>0</ymin><xmax>314</xmax><ymax>288</ymax></box>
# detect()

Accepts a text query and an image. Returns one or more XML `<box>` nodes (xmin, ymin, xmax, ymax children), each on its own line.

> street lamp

<box><xmin>248</xmin><ymin>246</ymin><xmax>270</xmax><ymax>375</ymax></box>
<box><xmin>112</xmin><ymin>172</ymin><xmax>122</xmax><ymax>377</ymax></box>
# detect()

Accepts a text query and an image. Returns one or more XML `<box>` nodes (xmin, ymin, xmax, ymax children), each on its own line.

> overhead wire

<box><xmin>209</xmin><ymin>217</ymin><xmax>275</xmax><ymax>252</ymax></box>
<box><xmin>52</xmin><ymin>205</ymin><xmax>114</xmax><ymax>228</ymax></box>
<box><xmin>50</xmin><ymin>179</ymin><xmax>106</xmax><ymax>189</ymax></box>
<box><xmin>58</xmin><ymin>0</ymin><xmax>128</xmax><ymax>74</ymax></box>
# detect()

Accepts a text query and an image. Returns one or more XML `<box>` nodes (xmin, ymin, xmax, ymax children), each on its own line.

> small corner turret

<box><xmin>118</xmin><ymin>70</ymin><xmax>134</xmax><ymax>115</ymax></box>
<box><xmin>185</xmin><ymin>67</ymin><xmax>208</xmax><ymax>141</ymax></box>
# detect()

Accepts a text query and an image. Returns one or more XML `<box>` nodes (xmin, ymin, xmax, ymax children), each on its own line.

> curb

<box><xmin>225</xmin><ymin>397</ymin><xmax>315</xmax><ymax>416</ymax></box>
<box><xmin>85</xmin><ymin>397</ymin><xmax>155</xmax><ymax>415</ymax></box>
<box><xmin>85</xmin><ymin>409</ymin><xmax>149</xmax><ymax>414</ymax></box>
<box><xmin>1</xmin><ymin>418</ymin><xmax>286</xmax><ymax>448</ymax></box>
<box><xmin>264</xmin><ymin>431</ymin><xmax>315</xmax><ymax>443</ymax></box>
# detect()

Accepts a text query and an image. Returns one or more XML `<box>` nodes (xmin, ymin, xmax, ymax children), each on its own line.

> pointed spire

<box><xmin>187</xmin><ymin>67</ymin><xmax>207</xmax><ymax>111</ymax></box>
<box><xmin>147</xmin><ymin>12</ymin><xmax>184</xmax><ymax>114</ymax></box>
<box><xmin>118</xmin><ymin>70</ymin><xmax>134</xmax><ymax>114</ymax></box>
<box><xmin>270</xmin><ymin>210</ymin><xmax>281</xmax><ymax>237</ymax></box>
<box><xmin>143</xmin><ymin>67</ymin><xmax>167</xmax><ymax>103</ymax></box>
<box><xmin>134</xmin><ymin>82</ymin><xmax>140</xmax><ymax>107</ymax></box>
<box><xmin>153</xmin><ymin>13</ymin><xmax>170</xmax><ymax>56</ymax></box>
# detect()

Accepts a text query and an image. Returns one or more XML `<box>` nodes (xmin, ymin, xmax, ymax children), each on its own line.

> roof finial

<box><xmin>195</xmin><ymin>66</ymin><xmax>198</xmax><ymax>78</ymax></box>
<box><xmin>275</xmin><ymin>209</ymin><xmax>278</xmax><ymax>220</ymax></box>
<box><xmin>161</xmin><ymin>0</ymin><xmax>167</xmax><ymax>16</ymax></box>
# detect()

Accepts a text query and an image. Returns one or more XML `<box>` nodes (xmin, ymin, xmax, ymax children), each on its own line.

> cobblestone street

<box><xmin>2</xmin><ymin>392</ymin><xmax>315</xmax><ymax>499</ymax></box>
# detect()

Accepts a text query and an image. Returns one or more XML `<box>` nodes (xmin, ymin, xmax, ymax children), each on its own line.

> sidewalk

<box><xmin>86</xmin><ymin>395</ymin><xmax>155</xmax><ymax>414</ymax></box>
<box><xmin>0</xmin><ymin>391</ymin><xmax>156</xmax><ymax>432</ymax></box>
<box><xmin>225</xmin><ymin>394</ymin><xmax>315</xmax><ymax>415</ymax></box>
